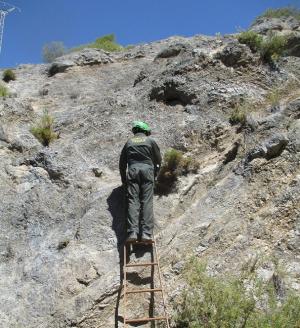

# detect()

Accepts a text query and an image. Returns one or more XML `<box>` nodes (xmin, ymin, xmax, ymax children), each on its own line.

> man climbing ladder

<box><xmin>119</xmin><ymin>121</ymin><xmax>162</xmax><ymax>242</ymax></box>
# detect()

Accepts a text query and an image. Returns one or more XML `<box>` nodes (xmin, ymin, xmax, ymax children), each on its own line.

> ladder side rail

<box><xmin>123</xmin><ymin>244</ymin><xmax>127</xmax><ymax>328</ymax></box>
<box><xmin>154</xmin><ymin>239</ymin><xmax>170</xmax><ymax>328</ymax></box>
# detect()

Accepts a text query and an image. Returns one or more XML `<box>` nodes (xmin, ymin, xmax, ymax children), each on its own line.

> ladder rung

<box><xmin>126</xmin><ymin>240</ymin><xmax>155</xmax><ymax>244</ymax></box>
<box><xmin>125</xmin><ymin>316</ymin><xmax>167</xmax><ymax>323</ymax></box>
<box><xmin>126</xmin><ymin>262</ymin><xmax>158</xmax><ymax>267</ymax></box>
<box><xmin>126</xmin><ymin>288</ymin><xmax>162</xmax><ymax>294</ymax></box>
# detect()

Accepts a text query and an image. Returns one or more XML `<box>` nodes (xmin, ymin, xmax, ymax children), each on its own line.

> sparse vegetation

<box><xmin>237</xmin><ymin>31</ymin><xmax>288</xmax><ymax>64</ymax></box>
<box><xmin>229</xmin><ymin>102</ymin><xmax>250</xmax><ymax>126</ymax></box>
<box><xmin>42</xmin><ymin>41</ymin><xmax>66</xmax><ymax>63</ymax></box>
<box><xmin>175</xmin><ymin>258</ymin><xmax>300</xmax><ymax>328</ymax></box>
<box><xmin>258</xmin><ymin>7</ymin><xmax>300</xmax><ymax>21</ymax></box>
<box><xmin>156</xmin><ymin>148</ymin><xmax>199</xmax><ymax>194</ymax></box>
<box><xmin>238</xmin><ymin>31</ymin><xmax>263</xmax><ymax>52</ymax></box>
<box><xmin>30</xmin><ymin>110</ymin><xmax>58</xmax><ymax>146</ymax></box>
<box><xmin>260</xmin><ymin>34</ymin><xmax>288</xmax><ymax>63</ymax></box>
<box><xmin>70</xmin><ymin>34</ymin><xmax>123</xmax><ymax>53</ymax></box>
<box><xmin>267</xmin><ymin>88</ymin><xmax>280</xmax><ymax>108</ymax></box>
<box><xmin>265</xmin><ymin>79</ymin><xmax>300</xmax><ymax>107</ymax></box>
<box><xmin>3</xmin><ymin>69</ymin><xmax>16</xmax><ymax>83</ymax></box>
<box><xmin>93</xmin><ymin>34</ymin><xmax>123</xmax><ymax>52</ymax></box>
<box><xmin>0</xmin><ymin>83</ymin><xmax>8</xmax><ymax>97</ymax></box>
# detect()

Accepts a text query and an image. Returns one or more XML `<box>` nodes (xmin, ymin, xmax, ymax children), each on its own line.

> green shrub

<box><xmin>3</xmin><ymin>69</ymin><xmax>16</xmax><ymax>83</ymax></box>
<box><xmin>156</xmin><ymin>148</ymin><xmax>199</xmax><ymax>195</ymax></box>
<box><xmin>229</xmin><ymin>102</ymin><xmax>249</xmax><ymax>125</ymax></box>
<box><xmin>175</xmin><ymin>258</ymin><xmax>300</xmax><ymax>328</ymax></box>
<box><xmin>94</xmin><ymin>34</ymin><xmax>123</xmax><ymax>52</ymax></box>
<box><xmin>42</xmin><ymin>41</ymin><xmax>66</xmax><ymax>63</ymax></box>
<box><xmin>237</xmin><ymin>27</ymin><xmax>289</xmax><ymax>64</ymax></box>
<box><xmin>238</xmin><ymin>31</ymin><xmax>263</xmax><ymax>52</ymax></box>
<box><xmin>260</xmin><ymin>34</ymin><xmax>288</xmax><ymax>63</ymax></box>
<box><xmin>237</xmin><ymin>31</ymin><xmax>288</xmax><ymax>63</ymax></box>
<box><xmin>267</xmin><ymin>88</ymin><xmax>280</xmax><ymax>107</ymax></box>
<box><xmin>0</xmin><ymin>84</ymin><xmax>8</xmax><ymax>97</ymax></box>
<box><xmin>30</xmin><ymin>110</ymin><xmax>58</xmax><ymax>146</ymax></box>
<box><xmin>258</xmin><ymin>7</ymin><xmax>300</xmax><ymax>20</ymax></box>
<box><xmin>70</xmin><ymin>34</ymin><xmax>123</xmax><ymax>53</ymax></box>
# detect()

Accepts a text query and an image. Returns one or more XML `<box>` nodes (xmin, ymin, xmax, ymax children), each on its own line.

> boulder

<box><xmin>214</xmin><ymin>42</ymin><xmax>253</xmax><ymax>67</ymax></box>
<box><xmin>48</xmin><ymin>49</ymin><xmax>114</xmax><ymax>76</ymax></box>
<box><xmin>48</xmin><ymin>60</ymin><xmax>75</xmax><ymax>76</ymax></box>
<box><xmin>247</xmin><ymin>133</ymin><xmax>289</xmax><ymax>162</ymax></box>
<box><xmin>286</xmin><ymin>33</ymin><xmax>300</xmax><ymax>57</ymax></box>
<box><xmin>250</xmin><ymin>16</ymin><xmax>300</xmax><ymax>35</ymax></box>
<box><xmin>155</xmin><ymin>43</ymin><xmax>188</xmax><ymax>59</ymax></box>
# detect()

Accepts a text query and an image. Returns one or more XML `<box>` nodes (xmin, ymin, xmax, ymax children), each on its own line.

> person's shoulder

<box><xmin>147</xmin><ymin>136</ymin><xmax>159</xmax><ymax>145</ymax></box>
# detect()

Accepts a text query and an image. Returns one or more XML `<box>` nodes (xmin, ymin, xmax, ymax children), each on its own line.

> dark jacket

<box><xmin>119</xmin><ymin>132</ymin><xmax>162</xmax><ymax>184</ymax></box>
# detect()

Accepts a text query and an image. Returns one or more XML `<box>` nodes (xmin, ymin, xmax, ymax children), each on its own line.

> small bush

<box><xmin>156</xmin><ymin>148</ymin><xmax>199</xmax><ymax>195</ymax></box>
<box><xmin>265</xmin><ymin>80</ymin><xmax>300</xmax><ymax>108</ymax></box>
<box><xmin>93</xmin><ymin>34</ymin><xmax>123</xmax><ymax>52</ymax></box>
<box><xmin>260</xmin><ymin>34</ymin><xmax>288</xmax><ymax>63</ymax></box>
<box><xmin>238</xmin><ymin>31</ymin><xmax>263</xmax><ymax>52</ymax></box>
<box><xmin>3</xmin><ymin>69</ymin><xmax>16</xmax><ymax>83</ymax></box>
<box><xmin>258</xmin><ymin>7</ymin><xmax>300</xmax><ymax>20</ymax></box>
<box><xmin>237</xmin><ymin>31</ymin><xmax>288</xmax><ymax>63</ymax></box>
<box><xmin>30</xmin><ymin>110</ymin><xmax>58</xmax><ymax>146</ymax></box>
<box><xmin>175</xmin><ymin>258</ymin><xmax>300</xmax><ymax>328</ymax></box>
<box><xmin>229</xmin><ymin>102</ymin><xmax>249</xmax><ymax>126</ymax></box>
<box><xmin>267</xmin><ymin>88</ymin><xmax>280</xmax><ymax>108</ymax></box>
<box><xmin>70</xmin><ymin>34</ymin><xmax>123</xmax><ymax>53</ymax></box>
<box><xmin>0</xmin><ymin>84</ymin><xmax>8</xmax><ymax>97</ymax></box>
<box><xmin>42</xmin><ymin>41</ymin><xmax>66</xmax><ymax>63</ymax></box>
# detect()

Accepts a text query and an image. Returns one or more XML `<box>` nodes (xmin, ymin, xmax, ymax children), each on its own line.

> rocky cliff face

<box><xmin>0</xmin><ymin>16</ymin><xmax>300</xmax><ymax>328</ymax></box>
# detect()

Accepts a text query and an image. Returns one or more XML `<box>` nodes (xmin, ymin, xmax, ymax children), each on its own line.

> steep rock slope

<box><xmin>0</xmin><ymin>18</ymin><xmax>300</xmax><ymax>328</ymax></box>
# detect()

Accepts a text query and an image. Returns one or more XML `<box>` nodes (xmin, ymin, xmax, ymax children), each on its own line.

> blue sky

<box><xmin>1</xmin><ymin>0</ymin><xmax>299</xmax><ymax>68</ymax></box>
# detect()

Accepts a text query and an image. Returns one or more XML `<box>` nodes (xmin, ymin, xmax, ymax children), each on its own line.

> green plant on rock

<box><xmin>238</xmin><ymin>31</ymin><xmax>263</xmax><ymax>52</ymax></box>
<box><xmin>156</xmin><ymin>148</ymin><xmax>199</xmax><ymax>195</ymax></box>
<box><xmin>266</xmin><ymin>87</ymin><xmax>280</xmax><ymax>108</ymax></box>
<box><xmin>3</xmin><ymin>69</ymin><xmax>16</xmax><ymax>83</ymax></box>
<box><xmin>260</xmin><ymin>34</ymin><xmax>288</xmax><ymax>63</ymax></box>
<box><xmin>30</xmin><ymin>110</ymin><xmax>58</xmax><ymax>146</ymax></box>
<box><xmin>237</xmin><ymin>30</ymin><xmax>288</xmax><ymax>64</ymax></box>
<box><xmin>175</xmin><ymin>258</ymin><xmax>300</xmax><ymax>328</ymax></box>
<box><xmin>229</xmin><ymin>102</ymin><xmax>249</xmax><ymax>126</ymax></box>
<box><xmin>94</xmin><ymin>34</ymin><xmax>123</xmax><ymax>52</ymax></box>
<box><xmin>70</xmin><ymin>34</ymin><xmax>123</xmax><ymax>53</ymax></box>
<box><xmin>0</xmin><ymin>83</ymin><xmax>8</xmax><ymax>97</ymax></box>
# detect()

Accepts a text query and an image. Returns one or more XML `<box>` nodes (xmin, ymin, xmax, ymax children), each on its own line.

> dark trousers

<box><xmin>126</xmin><ymin>164</ymin><xmax>154</xmax><ymax>235</ymax></box>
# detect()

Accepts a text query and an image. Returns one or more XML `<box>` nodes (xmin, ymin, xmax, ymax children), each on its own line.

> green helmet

<box><xmin>132</xmin><ymin>121</ymin><xmax>151</xmax><ymax>134</ymax></box>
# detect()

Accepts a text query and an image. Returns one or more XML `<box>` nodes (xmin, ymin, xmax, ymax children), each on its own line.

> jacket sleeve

<box><xmin>119</xmin><ymin>144</ymin><xmax>127</xmax><ymax>184</ymax></box>
<box><xmin>151</xmin><ymin>139</ymin><xmax>162</xmax><ymax>175</ymax></box>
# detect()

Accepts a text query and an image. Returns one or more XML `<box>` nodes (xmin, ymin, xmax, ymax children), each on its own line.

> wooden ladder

<box><xmin>123</xmin><ymin>239</ymin><xmax>170</xmax><ymax>327</ymax></box>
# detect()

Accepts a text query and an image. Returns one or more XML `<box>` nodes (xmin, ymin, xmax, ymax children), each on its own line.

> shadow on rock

<box><xmin>107</xmin><ymin>185</ymin><xmax>127</xmax><ymax>328</ymax></box>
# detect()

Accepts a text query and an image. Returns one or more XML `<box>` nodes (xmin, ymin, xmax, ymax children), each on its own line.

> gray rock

<box><xmin>264</xmin><ymin>133</ymin><xmax>289</xmax><ymax>159</ymax></box>
<box><xmin>149</xmin><ymin>76</ymin><xmax>197</xmax><ymax>105</ymax></box>
<box><xmin>214</xmin><ymin>42</ymin><xmax>253</xmax><ymax>67</ymax></box>
<box><xmin>250</xmin><ymin>16</ymin><xmax>300</xmax><ymax>35</ymax></box>
<box><xmin>247</xmin><ymin>133</ymin><xmax>288</xmax><ymax>162</ymax></box>
<box><xmin>48</xmin><ymin>49</ymin><xmax>114</xmax><ymax>76</ymax></box>
<box><xmin>0</xmin><ymin>124</ymin><xmax>8</xmax><ymax>142</ymax></box>
<box><xmin>288</xmin><ymin>120</ymin><xmax>300</xmax><ymax>152</ymax></box>
<box><xmin>155</xmin><ymin>43</ymin><xmax>188</xmax><ymax>59</ymax></box>
<box><xmin>48</xmin><ymin>60</ymin><xmax>75</xmax><ymax>76</ymax></box>
<box><xmin>286</xmin><ymin>34</ymin><xmax>300</xmax><ymax>57</ymax></box>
